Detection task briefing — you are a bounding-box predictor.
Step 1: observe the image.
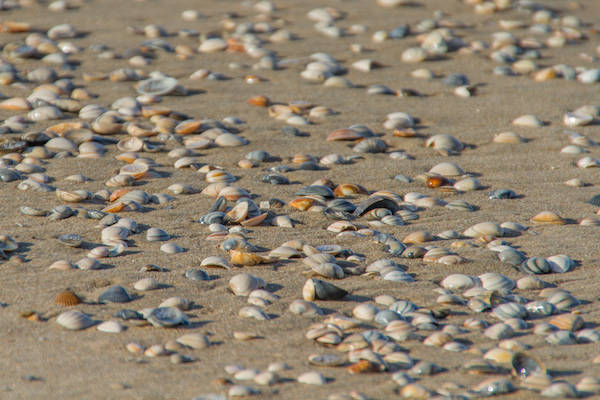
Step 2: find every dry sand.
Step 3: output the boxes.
[1,0,600,399]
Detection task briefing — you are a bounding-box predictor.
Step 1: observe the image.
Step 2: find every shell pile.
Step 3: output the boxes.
[2,0,600,399]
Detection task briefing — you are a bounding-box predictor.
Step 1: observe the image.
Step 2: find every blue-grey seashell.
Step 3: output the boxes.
[98,285,132,303]
[185,269,210,281]
[146,307,189,327]
[489,189,517,199]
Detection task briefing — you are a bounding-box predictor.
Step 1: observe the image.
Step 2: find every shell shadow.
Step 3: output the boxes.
[343,294,371,303]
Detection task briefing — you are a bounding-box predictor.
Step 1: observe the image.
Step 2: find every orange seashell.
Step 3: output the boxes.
[531,211,565,225]
[291,154,317,164]
[347,360,379,374]
[201,182,229,198]
[393,128,417,137]
[54,290,82,306]
[218,186,250,201]
[227,37,245,52]
[237,159,256,169]
[247,95,269,107]
[548,313,583,331]
[289,197,316,211]
[1,21,31,33]
[334,183,368,197]
[175,119,204,135]
[288,102,313,114]
[103,202,125,213]
[241,212,268,227]
[126,123,156,137]
[0,97,31,111]
[230,250,271,266]
[46,121,86,135]
[119,163,149,180]
[244,75,264,84]
[426,176,450,188]
[109,188,131,202]
[225,202,249,224]
[402,230,433,244]
[327,128,363,141]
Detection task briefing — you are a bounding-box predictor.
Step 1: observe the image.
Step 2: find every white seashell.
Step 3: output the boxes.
[479,272,515,291]
[288,299,323,316]
[160,243,183,254]
[513,114,544,127]
[176,333,210,349]
[353,303,379,321]
[134,277,160,291]
[239,306,269,320]
[97,320,126,333]
[440,274,477,291]
[464,222,503,238]
[56,310,94,330]
[425,134,464,153]
[198,38,227,53]
[484,323,515,340]
[159,296,191,310]
[229,273,265,296]
[297,371,327,385]
[546,255,573,273]
[563,112,594,127]
[428,162,464,176]
[577,156,600,168]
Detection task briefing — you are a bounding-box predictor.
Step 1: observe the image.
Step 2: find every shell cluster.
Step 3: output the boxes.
[3,0,600,398]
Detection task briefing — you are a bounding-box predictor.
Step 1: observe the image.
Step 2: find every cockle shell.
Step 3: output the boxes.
[56,310,94,330]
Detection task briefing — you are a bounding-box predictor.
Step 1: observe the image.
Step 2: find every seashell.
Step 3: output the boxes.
[546,331,577,345]
[239,306,269,320]
[472,378,515,396]
[305,263,344,279]
[229,385,259,397]
[429,162,464,176]
[297,371,327,385]
[137,77,179,96]
[146,307,189,327]
[576,329,600,344]
[288,299,323,316]
[229,273,265,296]
[423,331,452,347]
[526,301,555,317]
[54,289,82,306]
[546,291,580,310]
[548,314,583,331]
[98,286,132,303]
[440,274,477,291]
[493,303,527,321]
[454,177,481,191]
[146,227,170,241]
[564,112,593,127]
[531,211,565,224]
[517,276,546,290]
[75,257,100,270]
[546,255,573,273]
[199,38,227,53]
[425,134,464,153]
[230,250,272,266]
[511,352,546,379]
[493,131,526,144]
[513,114,544,127]
[540,382,578,398]
[177,333,210,349]
[484,323,515,340]
[402,231,433,244]
[577,156,600,168]
[48,260,74,271]
[303,278,348,301]
[464,222,503,238]
[134,277,159,291]
[498,248,526,266]
[410,361,444,376]
[97,320,126,333]
[520,257,551,274]
[159,297,191,310]
[119,163,149,180]
[461,360,503,375]
[56,310,94,330]
[484,348,514,364]
[576,377,600,394]
[201,256,232,269]
[479,272,515,291]
[352,138,387,153]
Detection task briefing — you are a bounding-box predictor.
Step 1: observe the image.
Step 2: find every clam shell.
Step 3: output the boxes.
[56,310,94,330]
[440,274,477,291]
[134,277,160,291]
[147,307,189,327]
[511,352,546,379]
[137,77,178,96]
[97,320,126,333]
[201,256,232,269]
[98,285,132,303]
[288,299,323,316]
[548,313,583,331]
[464,222,503,238]
[532,211,565,224]
[479,272,515,291]
[540,382,578,398]
[302,278,348,301]
[429,162,464,176]
[484,323,515,340]
[297,371,327,385]
[229,273,265,296]
[176,333,210,349]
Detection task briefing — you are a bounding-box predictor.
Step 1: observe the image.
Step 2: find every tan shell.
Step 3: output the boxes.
[54,289,82,306]
[548,313,584,331]
[176,333,210,349]
[402,230,432,244]
[531,211,565,225]
[230,250,272,266]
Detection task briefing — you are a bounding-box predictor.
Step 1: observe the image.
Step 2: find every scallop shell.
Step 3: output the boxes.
[56,310,94,330]
[54,289,82,306]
